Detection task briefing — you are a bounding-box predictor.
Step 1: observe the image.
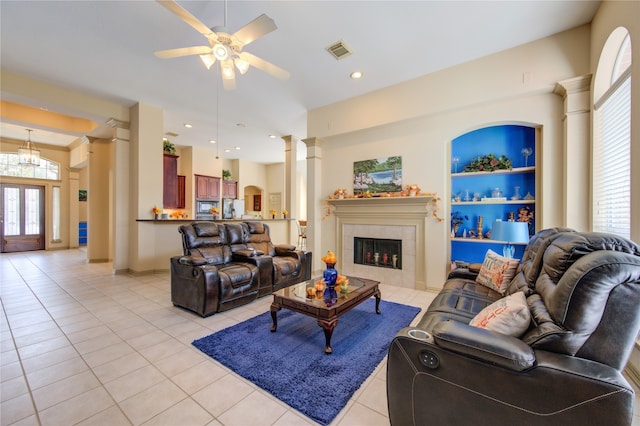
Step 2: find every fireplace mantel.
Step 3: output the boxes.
[329,195,435,290]
[328,195,436,212]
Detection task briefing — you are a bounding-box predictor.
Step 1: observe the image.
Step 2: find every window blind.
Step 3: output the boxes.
[593,75,630,238]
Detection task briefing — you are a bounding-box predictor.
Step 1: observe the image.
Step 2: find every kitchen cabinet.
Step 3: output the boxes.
[177,175,185,209]
[195,174,220,200]
[450,125,537,263]
[222,180,237,199]
[163,154,179,208]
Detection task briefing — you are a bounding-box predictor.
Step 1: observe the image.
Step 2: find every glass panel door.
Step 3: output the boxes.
[1,184,45,252]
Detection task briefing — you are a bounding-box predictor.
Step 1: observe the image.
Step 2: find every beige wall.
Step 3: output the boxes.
[308,25,591,287]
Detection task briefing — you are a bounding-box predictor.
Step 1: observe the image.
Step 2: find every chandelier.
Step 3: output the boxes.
[18,129,41,166]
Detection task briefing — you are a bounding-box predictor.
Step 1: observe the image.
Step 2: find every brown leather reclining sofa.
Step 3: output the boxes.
[387,228,640,425]
[170,221,311,317]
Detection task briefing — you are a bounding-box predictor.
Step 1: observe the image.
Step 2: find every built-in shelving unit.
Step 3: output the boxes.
[450,125,537,263]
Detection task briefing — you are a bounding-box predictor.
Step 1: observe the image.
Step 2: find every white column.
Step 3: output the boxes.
[303,137,323,275]
[129,102,164,273]
[112,127,130,273]
[282,135,299,244]
[554,74,592,231]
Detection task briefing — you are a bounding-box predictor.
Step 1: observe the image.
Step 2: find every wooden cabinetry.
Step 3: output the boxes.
[450,125,537,263]
[195,174,220,200]
[163,154,179,208]
[177,175,185,209]
[222,180,237,199]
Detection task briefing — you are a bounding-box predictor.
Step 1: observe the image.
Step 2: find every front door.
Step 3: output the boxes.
[1,184,45,252]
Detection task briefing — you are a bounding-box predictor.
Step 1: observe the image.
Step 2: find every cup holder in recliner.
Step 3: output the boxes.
[407,329,432,342]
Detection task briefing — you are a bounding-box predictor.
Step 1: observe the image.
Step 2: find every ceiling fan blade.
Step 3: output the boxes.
[233,14,277,46]
[156,0,217,42]
[154,46,212,59]
[241,52,290,80]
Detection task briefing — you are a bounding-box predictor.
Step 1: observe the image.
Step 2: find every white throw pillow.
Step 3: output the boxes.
[469,291,531,337]
[475,249,520,294]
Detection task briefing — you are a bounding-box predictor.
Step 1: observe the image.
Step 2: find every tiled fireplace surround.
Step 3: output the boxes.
[329,196,435,290]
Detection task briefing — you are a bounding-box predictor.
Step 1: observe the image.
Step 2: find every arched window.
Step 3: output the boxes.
[0,153,60,180]
[593,28,631,238]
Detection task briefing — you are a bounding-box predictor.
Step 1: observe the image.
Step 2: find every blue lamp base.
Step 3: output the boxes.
[502,243,515,258]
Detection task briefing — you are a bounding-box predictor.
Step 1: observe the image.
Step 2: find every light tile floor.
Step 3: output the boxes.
[1,249,639,426]
[1,249,434,426]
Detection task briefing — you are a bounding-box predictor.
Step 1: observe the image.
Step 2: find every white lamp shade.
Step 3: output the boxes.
[491,221,530,244]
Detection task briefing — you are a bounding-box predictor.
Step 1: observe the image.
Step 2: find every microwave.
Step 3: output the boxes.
[196,201,218,214]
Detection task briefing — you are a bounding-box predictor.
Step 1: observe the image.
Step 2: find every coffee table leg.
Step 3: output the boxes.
[374,287,382,314]
[270,305,280,332]
[318,319,338,354]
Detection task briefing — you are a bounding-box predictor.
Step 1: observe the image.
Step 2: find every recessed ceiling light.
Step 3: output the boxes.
[350,71,363,79]
[224,149,231,153]
[209,139,216,144]
[236,123,246,128]
[184,123,192,128]
[269,134,277,139]
[235,146,241,150]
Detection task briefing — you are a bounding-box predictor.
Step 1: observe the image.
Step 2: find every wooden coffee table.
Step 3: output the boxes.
[270,276,381,354]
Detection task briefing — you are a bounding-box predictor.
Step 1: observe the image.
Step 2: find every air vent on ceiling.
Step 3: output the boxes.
[326,40,352,60]
[165,131,179,137]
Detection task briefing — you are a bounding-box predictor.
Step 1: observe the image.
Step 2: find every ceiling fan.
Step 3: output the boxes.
[154,0,289,90]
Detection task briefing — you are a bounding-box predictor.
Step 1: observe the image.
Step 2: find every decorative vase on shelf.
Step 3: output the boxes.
[511,186,521,200]
[154,214,160,220]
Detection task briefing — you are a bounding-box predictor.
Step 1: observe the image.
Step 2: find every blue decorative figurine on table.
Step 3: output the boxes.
[322,251,339,306]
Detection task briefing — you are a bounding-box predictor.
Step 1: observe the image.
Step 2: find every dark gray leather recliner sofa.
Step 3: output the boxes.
[170,221,311,317]
[387,228,640,425]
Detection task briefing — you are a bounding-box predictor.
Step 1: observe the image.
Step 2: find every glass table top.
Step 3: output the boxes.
[275,276,368,308]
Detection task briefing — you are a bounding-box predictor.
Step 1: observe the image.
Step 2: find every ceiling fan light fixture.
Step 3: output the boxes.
[234,57,250,74]
[212,43,229,61]
[200,54,216,69]
[18,129,40,166]
[221,59,235,79]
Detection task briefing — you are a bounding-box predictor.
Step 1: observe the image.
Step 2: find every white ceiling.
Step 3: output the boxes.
[0,0,600,164]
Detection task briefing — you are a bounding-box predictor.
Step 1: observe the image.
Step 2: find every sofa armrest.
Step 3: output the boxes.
[275,244,297,255]
[447,267,479,281]
[178,255,208,266]
[432,321,535,371]
[234,249,264,258]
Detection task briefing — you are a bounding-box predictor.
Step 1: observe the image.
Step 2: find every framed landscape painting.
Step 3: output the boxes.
[353,156,402,194]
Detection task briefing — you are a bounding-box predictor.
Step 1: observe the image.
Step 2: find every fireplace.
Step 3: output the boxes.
[328,196,436,290]
[354,237,402,269]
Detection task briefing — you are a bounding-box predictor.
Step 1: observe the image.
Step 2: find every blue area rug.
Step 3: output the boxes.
[192,298,420,425]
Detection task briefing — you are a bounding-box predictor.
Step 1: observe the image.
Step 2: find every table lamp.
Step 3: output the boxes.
[491,220,530,258]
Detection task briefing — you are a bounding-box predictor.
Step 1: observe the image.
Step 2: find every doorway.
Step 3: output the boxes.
[1,183,45,252]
